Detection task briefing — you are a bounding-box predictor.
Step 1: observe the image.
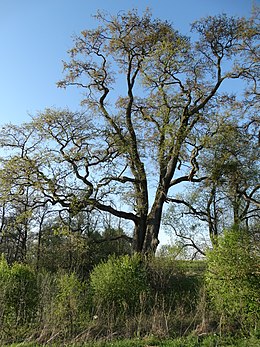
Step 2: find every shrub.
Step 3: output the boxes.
[206,228,260,333]
[90,254,149,313]
[0,258,38,328]
[7,262,38,325]
[54,272,89,335]
[0,256,10,328]
[0,258,38,343]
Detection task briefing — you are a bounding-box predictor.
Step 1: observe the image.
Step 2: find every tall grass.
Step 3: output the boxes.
[0,254,259,345]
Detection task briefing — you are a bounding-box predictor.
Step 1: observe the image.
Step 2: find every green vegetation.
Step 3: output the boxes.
[90,254,149,312]
[206,229,260,334]
[0,258,38,341]
[0,7,259,347]
[0,241,259,345]
[4,335,260,346]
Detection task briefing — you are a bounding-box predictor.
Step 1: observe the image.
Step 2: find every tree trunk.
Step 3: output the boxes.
[142,223,160,254]
[132,214,148,253]
[133,195,165,254]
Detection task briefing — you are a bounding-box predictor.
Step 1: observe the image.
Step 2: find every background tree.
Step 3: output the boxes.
[0,130,44,263]
[164,107,259,251]
[29,210,131,275]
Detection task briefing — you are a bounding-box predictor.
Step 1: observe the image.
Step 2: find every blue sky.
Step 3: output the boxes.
[0,0,257,125]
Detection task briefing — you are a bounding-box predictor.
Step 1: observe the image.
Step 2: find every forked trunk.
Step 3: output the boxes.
[133,198,164,254]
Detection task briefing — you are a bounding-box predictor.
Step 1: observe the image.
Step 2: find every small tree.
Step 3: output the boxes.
[206,228,260,333]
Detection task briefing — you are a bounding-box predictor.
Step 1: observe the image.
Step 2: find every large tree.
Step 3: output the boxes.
[1,10,258,254]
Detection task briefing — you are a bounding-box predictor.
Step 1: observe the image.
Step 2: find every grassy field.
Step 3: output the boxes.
[6,335,260,347]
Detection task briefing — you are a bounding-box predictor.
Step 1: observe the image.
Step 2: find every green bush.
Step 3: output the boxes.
[54,272,89,335]
[0,257,38,343]
[0,256,10,328]
[90,254,149,312]
[0,258,38,327]
[206,228,260,333]
[7,262,38,325]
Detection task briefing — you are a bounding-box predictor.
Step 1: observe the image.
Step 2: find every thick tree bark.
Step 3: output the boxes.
[132,189,166,254]
[132,212,161,254]
[143,199,165,253]
[132,218,147,253]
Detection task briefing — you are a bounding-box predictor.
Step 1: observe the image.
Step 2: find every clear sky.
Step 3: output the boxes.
[0,0,257,126]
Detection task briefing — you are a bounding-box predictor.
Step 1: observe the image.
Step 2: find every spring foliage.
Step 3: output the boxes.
[90,254,149,312]
[206,229,260,331]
